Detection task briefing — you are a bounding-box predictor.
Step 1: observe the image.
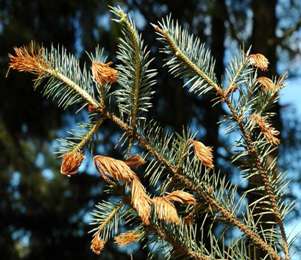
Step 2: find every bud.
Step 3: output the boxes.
[257,77,277,93]
[165,190,196,205]
[124,155,145,169]
[152,197,181,224]
[131,178,152,225]
[248,53,269,71]
[190,139,214,169]
[93,155,137,183]
[250,113,280,145]
[183,212,195,225]
[92,61,118,85]
[8,42,48,76]
[90,235,106,255]
[60,151,84,176]
[114,231,142,247]
[87,104,97,113]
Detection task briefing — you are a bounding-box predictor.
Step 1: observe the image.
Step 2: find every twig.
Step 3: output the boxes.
[154,28,284,259]
[146,224,211,260]
[103,109,280,260]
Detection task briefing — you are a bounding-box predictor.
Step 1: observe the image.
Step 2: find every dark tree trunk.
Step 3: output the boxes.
[251,0,280,130]
[204,0,226,157]
[248,1,280,258]
[200,0,226,250]
[155,0,202,132]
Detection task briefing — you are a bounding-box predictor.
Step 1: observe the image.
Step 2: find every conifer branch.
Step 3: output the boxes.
[92,194,204,258]
[153,18,288,258]
[56,118,104,157]
[118,11,141,130]
[72,119,104,152]
[147,225,210,260]
[102,109,279,259]
[203,191,280,260]
[90,201,124,240]
[9,42,281,260]
[111,6,156,132]
[9,8,292,259]
[153,20,223,97]
[223,68,288,257]
[224,49,252,98]
[8,44,100,109]
[96,204,122,234]
[225,98,289,260]
[45,68,100,108]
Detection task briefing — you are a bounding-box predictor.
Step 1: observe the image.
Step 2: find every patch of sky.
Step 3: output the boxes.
[73,11,83,56]
[153,3,168,15]
[97,13,111,31]
[41,169,54,181]
[12,230,31,246]
[10,171,21,187]
[12,229,31,258]
[280,77,301,112]
[130,9,146,30]
[35,153,44,168]
[80,152,98,176]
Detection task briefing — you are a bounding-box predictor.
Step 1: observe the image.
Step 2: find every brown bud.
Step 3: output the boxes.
[124,155,145,169]
[165,190,196,205]
[250,113,280,145]
[114,231,142,247]
[190,139,214,169]
[183,211,195,225]
[60,151,84,176]
[152,197,181,224]
[87,104,97,113]
[90,235,106,255]
[131,178,152,225]
[248,53,269,71]
[93,155,137,183]
[92,61,118,85]
[257,77,277,93]
[8,43,48,76]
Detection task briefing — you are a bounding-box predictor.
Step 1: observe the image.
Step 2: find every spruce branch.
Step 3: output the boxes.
[90,200,125,240]
[146,224,211,260]
[8,44,100,109]
[152,18,223,97]
[224,98,289,259]
[223,48,253,99]
[111,6,156,132]
[56,119,104,156]
[91,186,204,258]
[153,17,289,258]
[8,7,293,259]
[102,110,280,259]
[9,41,281,260]
[73,119,103,152]
[92,100,280,257]
[45,67,99,108]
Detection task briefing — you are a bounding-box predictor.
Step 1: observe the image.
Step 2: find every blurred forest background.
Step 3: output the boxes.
[2,0,301,259]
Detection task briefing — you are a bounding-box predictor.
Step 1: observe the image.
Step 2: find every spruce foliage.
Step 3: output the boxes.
[8,6,293,260]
